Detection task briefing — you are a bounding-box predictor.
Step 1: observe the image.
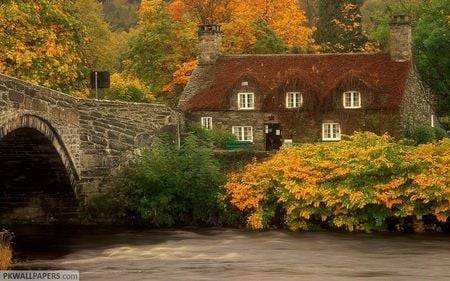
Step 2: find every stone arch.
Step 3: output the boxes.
[0,114,79,190]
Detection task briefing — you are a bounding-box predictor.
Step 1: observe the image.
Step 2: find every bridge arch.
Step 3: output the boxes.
[0,114,79,188]
[0,115,81,223]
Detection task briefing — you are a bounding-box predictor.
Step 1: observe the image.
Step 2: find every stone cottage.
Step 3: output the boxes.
[179,14,435,150]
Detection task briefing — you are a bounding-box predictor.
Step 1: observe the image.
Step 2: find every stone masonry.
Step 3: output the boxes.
[0,73,176,200]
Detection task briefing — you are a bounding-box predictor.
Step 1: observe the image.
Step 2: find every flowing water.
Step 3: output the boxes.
[10,226,450,280]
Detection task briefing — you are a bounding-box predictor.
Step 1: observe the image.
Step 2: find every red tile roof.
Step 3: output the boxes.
[183,53,411,112]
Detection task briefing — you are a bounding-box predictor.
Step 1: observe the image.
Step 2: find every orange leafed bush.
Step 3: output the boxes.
[0,245,12,270]
[225,132,450,232]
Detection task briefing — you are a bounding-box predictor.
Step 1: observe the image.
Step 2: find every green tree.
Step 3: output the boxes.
[102,0,140,31]
[0,1,88,94]
[125,0,196,97]
[252,20,288,54]
[74,0,116,72]
[413,0,450,121]
[366,0,450,126]
[314,0,376,52]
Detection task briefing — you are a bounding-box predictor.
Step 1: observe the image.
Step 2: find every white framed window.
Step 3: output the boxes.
[201,117,213,130]
[322,123,341,141]
[286,92,303,108]
[238,92,254,110]
[232,126,253,142]
[343,91,361,108]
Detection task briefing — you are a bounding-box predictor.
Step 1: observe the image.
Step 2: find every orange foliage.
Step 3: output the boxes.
[225,133,450,232]
[167,0,315,52]
[163,60,198,94]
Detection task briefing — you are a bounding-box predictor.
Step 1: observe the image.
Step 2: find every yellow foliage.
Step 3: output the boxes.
[167,0,315,52]
[226,133,450,232]
[105,73,155,102]
[0,245,12,270]
[0,1,88,93]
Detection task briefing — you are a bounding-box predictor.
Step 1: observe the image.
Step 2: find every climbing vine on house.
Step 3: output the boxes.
[226,132,450,232]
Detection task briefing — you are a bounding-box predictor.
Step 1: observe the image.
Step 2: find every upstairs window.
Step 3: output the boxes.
[343,91,361,109]
[286,92,303,108]
[322,123,341,141]
[232,126,253,142]
[201,117,212,130]
[238,92,254,110]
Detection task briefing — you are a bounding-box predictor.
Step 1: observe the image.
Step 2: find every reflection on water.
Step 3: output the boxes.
[10,226,450,281]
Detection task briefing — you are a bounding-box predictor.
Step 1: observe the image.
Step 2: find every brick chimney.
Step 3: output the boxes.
[389,14,412,62]
[198,24,222,65]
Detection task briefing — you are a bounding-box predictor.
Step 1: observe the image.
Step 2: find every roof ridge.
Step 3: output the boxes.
[219,52,386,59]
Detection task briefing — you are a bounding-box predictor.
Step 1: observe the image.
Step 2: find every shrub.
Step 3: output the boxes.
[407,126,448,145]
[102,73,155,102]
[226,132,450,232]
[215,150,271,173]
[87,134,240,226]
[188,125,235,149]
[0,230,13,270]
[408,126,436,144]
[433,127,448,141]
[0,246,12,270]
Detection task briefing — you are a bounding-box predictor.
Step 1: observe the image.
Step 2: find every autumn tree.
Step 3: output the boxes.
[168,0,315,52]
[105,72,154,102]
[153,0,315,100]
[0,1,88,94]
[163,60,198,105]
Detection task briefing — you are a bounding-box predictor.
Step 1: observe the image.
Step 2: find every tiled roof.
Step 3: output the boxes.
[183,53,411,112]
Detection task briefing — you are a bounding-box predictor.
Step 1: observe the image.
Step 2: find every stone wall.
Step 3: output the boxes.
[188,107,402,150]
[188,111,266,150]
[400,65,434,133]
[76,100,174,196]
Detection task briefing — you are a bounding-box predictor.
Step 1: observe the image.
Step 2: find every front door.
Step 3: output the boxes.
[265,123,282,151]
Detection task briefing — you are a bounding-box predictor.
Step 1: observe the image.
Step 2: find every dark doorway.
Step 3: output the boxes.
[265,123,282,151]
[0,128,78,224]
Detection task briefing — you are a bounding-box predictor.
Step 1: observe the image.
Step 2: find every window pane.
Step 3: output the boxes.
[353,92,360,107]
[248,94,253,108]
[345,93,352,107]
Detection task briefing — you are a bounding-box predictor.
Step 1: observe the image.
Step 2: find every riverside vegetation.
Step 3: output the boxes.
[0,230,13,270]
[86,128,449,233]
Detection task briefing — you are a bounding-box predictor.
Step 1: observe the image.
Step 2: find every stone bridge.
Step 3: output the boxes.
[0,74,177,223]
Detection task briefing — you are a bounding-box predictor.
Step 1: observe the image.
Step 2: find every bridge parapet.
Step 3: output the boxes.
[0,73,176,200]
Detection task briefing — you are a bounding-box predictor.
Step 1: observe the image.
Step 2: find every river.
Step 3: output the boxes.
[10,226,450,280]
